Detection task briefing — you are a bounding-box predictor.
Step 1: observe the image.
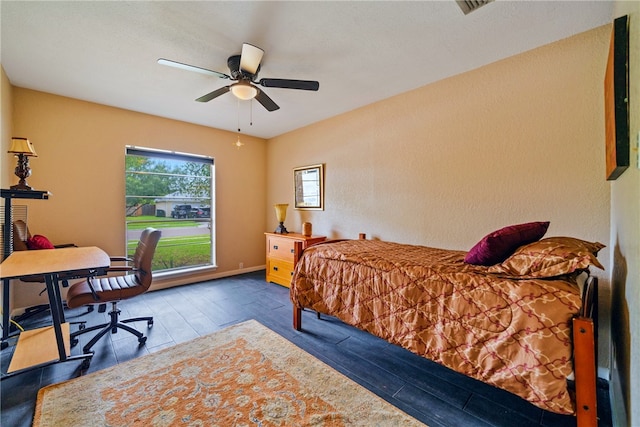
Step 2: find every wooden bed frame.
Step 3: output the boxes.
[291,234,599,427]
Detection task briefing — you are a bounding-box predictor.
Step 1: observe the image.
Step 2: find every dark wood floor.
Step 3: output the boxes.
[1,271,611,427]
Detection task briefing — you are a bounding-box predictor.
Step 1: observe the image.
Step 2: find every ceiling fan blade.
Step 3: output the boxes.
[258,78,319,91]
[195,86,230,102]
[255,89,280,112]
[158,58,230,79]
[240,43,264,75]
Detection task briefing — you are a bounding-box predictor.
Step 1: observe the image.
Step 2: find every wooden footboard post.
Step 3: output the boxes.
[292,240,304,331]
[293,307,302,331]
[573,275,598,427]
[573,316,597,427]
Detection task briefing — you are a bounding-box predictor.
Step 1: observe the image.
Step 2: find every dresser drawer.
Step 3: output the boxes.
[267,236,296,261]
[265,232,326,288]
[266,258,295,287]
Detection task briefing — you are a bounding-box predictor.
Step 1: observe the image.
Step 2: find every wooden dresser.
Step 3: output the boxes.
[265,232,326,288]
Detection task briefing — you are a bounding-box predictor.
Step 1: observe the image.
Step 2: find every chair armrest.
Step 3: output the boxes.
[106,266,135,273]
[105,257,135,275]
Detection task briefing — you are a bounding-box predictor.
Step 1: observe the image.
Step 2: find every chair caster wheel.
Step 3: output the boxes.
[71,338,79,347]
[78,323,86,331]
[138,336,147,346]
[147,320,153,328]
[80,357,92,371]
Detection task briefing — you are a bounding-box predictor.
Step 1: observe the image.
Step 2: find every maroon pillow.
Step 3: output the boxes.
[27,235,55,250]
[464,221,550,266]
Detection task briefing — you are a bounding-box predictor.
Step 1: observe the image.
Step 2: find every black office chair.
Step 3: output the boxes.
[67,228,161,354]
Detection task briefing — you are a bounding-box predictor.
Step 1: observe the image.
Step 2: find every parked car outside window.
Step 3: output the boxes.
[191,206,210,218]
[171,204,192,219]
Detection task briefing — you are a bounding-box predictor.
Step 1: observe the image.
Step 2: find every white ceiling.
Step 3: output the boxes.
[1,1,613,139]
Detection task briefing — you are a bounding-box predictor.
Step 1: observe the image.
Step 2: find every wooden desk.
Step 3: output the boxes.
[0,246,110,377]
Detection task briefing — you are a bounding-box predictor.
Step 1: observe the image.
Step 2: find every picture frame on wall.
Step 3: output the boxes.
[604,14,630,181]
[294,164,324,210]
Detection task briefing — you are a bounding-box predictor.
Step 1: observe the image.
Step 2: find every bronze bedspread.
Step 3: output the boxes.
[290,239,583,414]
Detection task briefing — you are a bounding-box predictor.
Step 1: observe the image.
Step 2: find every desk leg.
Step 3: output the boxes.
[44,274,67,362]
[1,278,9,349]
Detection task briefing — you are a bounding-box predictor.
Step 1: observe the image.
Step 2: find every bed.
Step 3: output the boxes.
[289,224,604,426]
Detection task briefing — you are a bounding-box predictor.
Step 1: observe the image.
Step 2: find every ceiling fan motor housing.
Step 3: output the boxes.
[228,55,259,80]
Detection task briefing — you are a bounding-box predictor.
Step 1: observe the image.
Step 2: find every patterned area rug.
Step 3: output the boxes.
[34,320,426,426]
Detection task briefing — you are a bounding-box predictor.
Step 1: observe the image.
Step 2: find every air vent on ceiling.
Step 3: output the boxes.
[456,0,493,15]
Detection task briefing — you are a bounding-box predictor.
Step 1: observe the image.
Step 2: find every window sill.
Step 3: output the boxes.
[149,264,265,291]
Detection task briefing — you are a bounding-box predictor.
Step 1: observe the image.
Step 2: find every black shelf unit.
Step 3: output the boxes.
[1,189,50,348]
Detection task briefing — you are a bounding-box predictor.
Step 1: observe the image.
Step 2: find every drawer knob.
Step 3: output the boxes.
[273,245,279,250]
[273,266,279,271]
[290,248,295,253]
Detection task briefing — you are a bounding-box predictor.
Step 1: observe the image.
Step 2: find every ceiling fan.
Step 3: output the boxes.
[158,43,319,112]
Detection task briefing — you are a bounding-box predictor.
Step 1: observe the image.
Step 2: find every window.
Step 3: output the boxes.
[125,146,215,272]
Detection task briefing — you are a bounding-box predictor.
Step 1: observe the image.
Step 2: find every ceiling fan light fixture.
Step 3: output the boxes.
[230,81,258,100]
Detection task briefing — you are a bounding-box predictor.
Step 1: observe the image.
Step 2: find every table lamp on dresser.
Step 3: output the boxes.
[274,203,289,234]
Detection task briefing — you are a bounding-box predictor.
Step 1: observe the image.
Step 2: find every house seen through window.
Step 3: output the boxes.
[125,146,215,272]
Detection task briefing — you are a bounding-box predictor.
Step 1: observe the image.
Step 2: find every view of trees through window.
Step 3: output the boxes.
[125,147,215,272]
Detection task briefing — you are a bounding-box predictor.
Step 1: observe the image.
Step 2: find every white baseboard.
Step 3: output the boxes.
[149,265,266,291]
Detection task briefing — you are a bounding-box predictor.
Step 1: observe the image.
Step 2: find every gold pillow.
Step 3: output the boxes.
[487,237,605,278]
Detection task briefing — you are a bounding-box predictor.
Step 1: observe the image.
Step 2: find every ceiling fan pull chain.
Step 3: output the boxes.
[250,99,253,126]
[234,98,244,149]
[237,98,241,133]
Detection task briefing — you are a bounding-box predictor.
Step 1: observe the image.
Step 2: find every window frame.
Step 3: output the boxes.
[125,145,216,274]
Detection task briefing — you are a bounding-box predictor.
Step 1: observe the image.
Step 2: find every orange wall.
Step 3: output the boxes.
[267,26,612,367]
[6,88,267,307]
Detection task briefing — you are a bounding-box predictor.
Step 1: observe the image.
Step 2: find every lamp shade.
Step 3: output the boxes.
[274,204,288,222]
[230,81,258,100]
[274,204,289,234]
[8,137,37,156]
